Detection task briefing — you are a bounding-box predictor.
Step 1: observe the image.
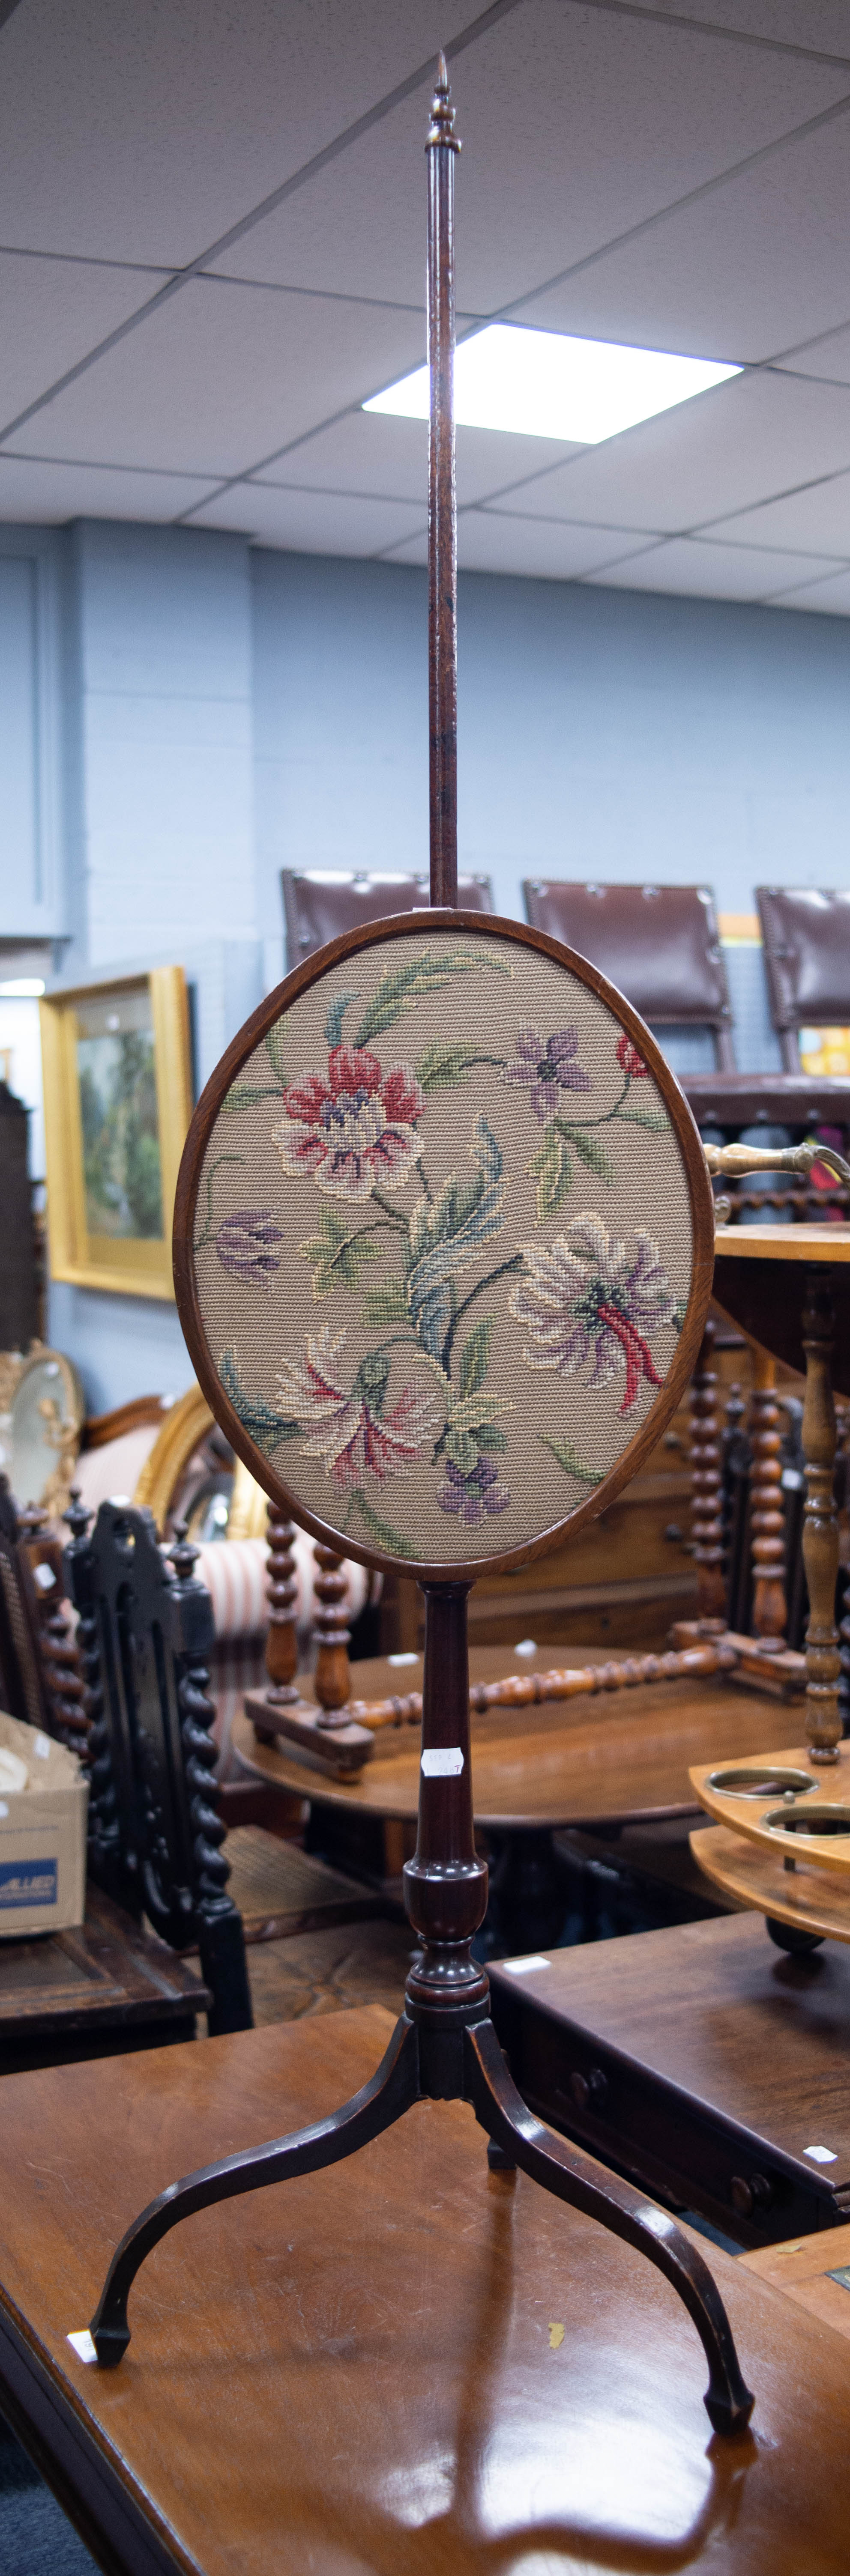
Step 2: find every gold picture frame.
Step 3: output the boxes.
[40,967,193,1300]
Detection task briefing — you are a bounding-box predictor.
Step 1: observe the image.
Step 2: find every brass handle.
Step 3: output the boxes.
[703,1138,850,1187]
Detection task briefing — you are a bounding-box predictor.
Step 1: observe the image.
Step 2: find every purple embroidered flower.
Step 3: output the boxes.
[437,1455,511,1525]
[216,1209,283,1287]
[502,1024,591,1123]
[510,1214,676,1416]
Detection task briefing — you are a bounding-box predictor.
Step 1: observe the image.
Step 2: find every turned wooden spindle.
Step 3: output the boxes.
[688,1322,726,1620]
[313,1543,352,1724]
[801,1271,842,1762]
[263,1501,299,1706]
[748,1350,787,1642]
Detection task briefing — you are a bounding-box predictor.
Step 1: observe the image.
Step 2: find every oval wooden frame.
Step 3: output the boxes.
[173,910,715,1585]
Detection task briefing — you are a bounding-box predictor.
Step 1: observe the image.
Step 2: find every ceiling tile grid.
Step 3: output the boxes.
[1,0,850,609]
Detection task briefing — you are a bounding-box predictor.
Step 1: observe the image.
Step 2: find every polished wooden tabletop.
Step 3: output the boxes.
[233,1647,807,1830]
[713,1223,850,1391]
[1,2006,850,2574]
[741,2218,850,2346]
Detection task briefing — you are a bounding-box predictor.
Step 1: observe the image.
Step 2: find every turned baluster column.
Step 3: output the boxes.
[313,1543,352,1725]
[688,1322,726,1621]
[263,1501,299,1708]
[749,1351,787,1642]
[801,1272,841,1762]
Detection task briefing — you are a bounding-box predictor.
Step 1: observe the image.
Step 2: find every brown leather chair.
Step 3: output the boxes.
[282,869,493,969]
[756,888,850,1072]
[522,880,736,1070]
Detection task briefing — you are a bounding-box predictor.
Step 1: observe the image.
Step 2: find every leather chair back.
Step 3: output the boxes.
[756,888,850,1071]
[282,869,493,968]
[522,881,736,1070]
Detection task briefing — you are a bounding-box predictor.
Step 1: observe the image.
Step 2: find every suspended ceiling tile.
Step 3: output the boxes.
[518,112,850,364]
[653,4,850,46]
[5,281,425,478]
[0,454,218,520]
[187,482,427,557]
[255,411,581,507]
[0,0,455,266]
[776,321,850,383]
[218,0,847,312]
[584,534,847,603]
[767,566,850,611]
[0,254,161,435]
[708,470,850,553]
[497,371,850,535]
[453,510,654,580]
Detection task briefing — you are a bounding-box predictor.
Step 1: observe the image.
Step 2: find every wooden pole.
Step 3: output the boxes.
[427,51,460,907]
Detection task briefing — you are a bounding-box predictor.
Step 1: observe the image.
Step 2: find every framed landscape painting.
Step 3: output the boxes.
[40,968,193,1298]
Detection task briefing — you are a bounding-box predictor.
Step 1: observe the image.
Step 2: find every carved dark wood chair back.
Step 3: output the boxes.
[63,1497,252,2035]
[282,866,493,970]
[756,886,850,1072]
[0,1486,87,1753]
[522,881,736,1072]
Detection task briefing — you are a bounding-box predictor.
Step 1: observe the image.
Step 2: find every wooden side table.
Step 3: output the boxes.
[713,1223,850,1763]
[1,2008,850,2576]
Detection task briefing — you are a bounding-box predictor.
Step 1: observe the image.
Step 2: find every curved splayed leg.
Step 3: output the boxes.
[464,2016,754,2437]
[90,2014,420,2364]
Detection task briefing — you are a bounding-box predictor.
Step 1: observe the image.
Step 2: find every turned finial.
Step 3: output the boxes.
[427,51,460,150]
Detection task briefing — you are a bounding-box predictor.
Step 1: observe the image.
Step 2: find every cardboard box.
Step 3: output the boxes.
[0,1711,88,1935]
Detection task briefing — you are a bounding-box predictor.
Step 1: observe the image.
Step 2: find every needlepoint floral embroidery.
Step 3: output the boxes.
[197,937,689,1557]
[510,1216,676,1415]
[273,1044,424,1201]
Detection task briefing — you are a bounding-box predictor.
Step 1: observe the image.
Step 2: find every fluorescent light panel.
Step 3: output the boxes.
[0,977,44,997]
[365,323,740,446]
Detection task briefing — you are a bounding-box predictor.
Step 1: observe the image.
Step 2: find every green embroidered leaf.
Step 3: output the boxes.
[563,1127,615,1183]
[528,1125,572,1222]
[542,1435,605,1488]
[477,1424,508,1452]
[218,1346,299,1458]
[459,1315,494,1399]
[353,945,512,1047]
[353,1492,419,1561]
[446,1426,478,1473]
[415,1041,481,1092]
[407,1116,507,1361]
[264,1016,289,1085]
[673,1300,687,1334]
[360,1278,411,1328]
[222,1084,278,1113]
[447,1389,512,1436]
[324,989,359,1050]
[299,1207,385,1297]
[617,1102,670,1133]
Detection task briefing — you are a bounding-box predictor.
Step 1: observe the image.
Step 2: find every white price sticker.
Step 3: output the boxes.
[421,1746,464,1777]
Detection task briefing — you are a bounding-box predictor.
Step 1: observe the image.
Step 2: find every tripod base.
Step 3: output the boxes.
[89,2000,753,2436]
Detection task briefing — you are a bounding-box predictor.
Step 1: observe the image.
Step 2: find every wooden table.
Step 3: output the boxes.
[713,1221,850,1396]
[712,1221,850,1765]
[232,1648,805,1949]
[490,1911,850,2250]
[740,2217,850,2345]
[1,2006,850,2576]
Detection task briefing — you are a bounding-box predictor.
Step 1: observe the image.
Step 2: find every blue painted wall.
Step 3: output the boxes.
[2,518,850,1405]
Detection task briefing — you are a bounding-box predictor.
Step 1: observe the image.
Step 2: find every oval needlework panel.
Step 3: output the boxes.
[188,923,697,1569]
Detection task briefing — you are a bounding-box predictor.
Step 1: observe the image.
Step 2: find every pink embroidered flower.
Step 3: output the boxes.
[273,1045,424,1203]
[502,1024,590,1123]
[276,1328,441,1495]
[510,1214,676,1415]
[616,1033,649,1080]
